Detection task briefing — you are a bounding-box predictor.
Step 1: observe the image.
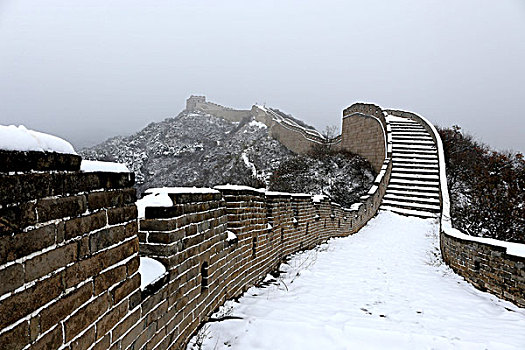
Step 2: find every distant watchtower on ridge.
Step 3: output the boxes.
[186,95,206,111]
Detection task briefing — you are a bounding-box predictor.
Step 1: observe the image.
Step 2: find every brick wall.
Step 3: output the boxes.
[440,233,525,308]
[135,174,391,348]
[0,150,138,350]
[341,103,387,173]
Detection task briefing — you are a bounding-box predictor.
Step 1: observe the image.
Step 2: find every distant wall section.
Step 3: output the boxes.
[341,103,387,173]
[186,96,252,122]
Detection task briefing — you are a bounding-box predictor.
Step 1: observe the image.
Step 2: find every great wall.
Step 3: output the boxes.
[0,98,523,349]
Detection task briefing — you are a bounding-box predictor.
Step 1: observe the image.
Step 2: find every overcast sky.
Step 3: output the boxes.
[1,0,524,151]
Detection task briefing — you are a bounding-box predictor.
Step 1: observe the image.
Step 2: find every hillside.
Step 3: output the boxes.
[81,110,292,194]
[81,107,375,201]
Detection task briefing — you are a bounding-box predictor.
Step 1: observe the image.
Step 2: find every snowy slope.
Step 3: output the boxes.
[188,212,525,349]
[81,111,293,194]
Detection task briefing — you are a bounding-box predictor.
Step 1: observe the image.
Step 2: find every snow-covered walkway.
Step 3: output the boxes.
[189,212,525,349]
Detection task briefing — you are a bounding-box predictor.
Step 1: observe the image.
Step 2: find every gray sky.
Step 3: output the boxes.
[1,0,524,151]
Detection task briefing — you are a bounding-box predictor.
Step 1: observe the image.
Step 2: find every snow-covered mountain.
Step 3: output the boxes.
[81,107,374,202]
[81,110,293,194]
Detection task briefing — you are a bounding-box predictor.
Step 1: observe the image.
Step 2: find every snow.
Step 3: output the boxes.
[0,124,76,154]
[248,120,267,129]
[241,152,257,177]
[214,184,261,191]
[138,257,166,290]
[80,160,129,173]
[135,193,173,218]
[188,212,525,349]
[226,230,238,242]
[386,115,416,123]
[144,187,219,195]
[312,194,327,203]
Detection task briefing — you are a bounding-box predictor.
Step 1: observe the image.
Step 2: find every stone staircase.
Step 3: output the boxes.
[380,115,441,218]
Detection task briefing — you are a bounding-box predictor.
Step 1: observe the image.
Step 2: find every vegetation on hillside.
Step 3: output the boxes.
[439,125,525,243]
[268,143,376,208]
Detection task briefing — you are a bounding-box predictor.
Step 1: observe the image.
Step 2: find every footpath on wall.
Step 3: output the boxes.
[189,211,525,349]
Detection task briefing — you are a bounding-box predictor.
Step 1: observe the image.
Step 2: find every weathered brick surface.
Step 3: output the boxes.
[0,263,24,296]
[37,195,87,223]
[441,231,525,308]
[39,282,93,332]
[25,242,78,281]
[0,272,64,329]
[65,292,110,342]
[0,150,81,173]
[0,152,138,350]
[0,321,29,350]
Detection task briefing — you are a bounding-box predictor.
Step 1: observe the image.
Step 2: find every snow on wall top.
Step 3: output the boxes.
[145,187,220,195]
[80,160,130,173]
[136,192,173,218]
[0,124,76,154]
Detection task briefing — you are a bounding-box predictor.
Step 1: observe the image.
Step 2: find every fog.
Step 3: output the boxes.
[1,0,524,151]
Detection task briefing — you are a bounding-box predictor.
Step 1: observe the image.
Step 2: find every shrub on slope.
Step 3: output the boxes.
[439,125,525,243]
[268,145,376,208]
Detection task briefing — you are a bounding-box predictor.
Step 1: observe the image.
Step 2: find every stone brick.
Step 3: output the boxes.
[0,201,37,235]
[66,239,138,289]
[25,242,78,282]
[0,320,29,350]
[96,301,128,339]
[94,265,127,295]
[90,222,135,253]
[40,281,93,332]
[64,211,107,241]
[112,308,140,341]
[70,325,95,350]
[64,292,110,342]
[107,204,137,225]
[112,274,141,306]
[126,256,140,276]
[0,272,63,329]
[29,316,40,342]
[120,317,146,350]
[0,150,81,173]
[92,334,111,350]
[36,195,87,223]
[63,173,103,194]
[87,188,136,211]
[145,206,183,219]
[0,263,24,296]
[31,325,63,350]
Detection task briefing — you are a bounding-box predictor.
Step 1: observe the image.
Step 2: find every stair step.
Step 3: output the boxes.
[388,184,440,192]
[393,149,437,156]
[390,123,421,127]
[393,158,438,164]
[386,189,440,198]
[392,133,432,138]
[379,205,439,219]
[392,144,437,150]
[391,173,439,180]
[393,139,435,146]
[392,168,439,174]
[392,153,438,159]
[390,124,427,131]
[392,135,433,141]
[392,163,439,169]
[389,178,440,187]
[382,199,441,211]
[384,193,440,205]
